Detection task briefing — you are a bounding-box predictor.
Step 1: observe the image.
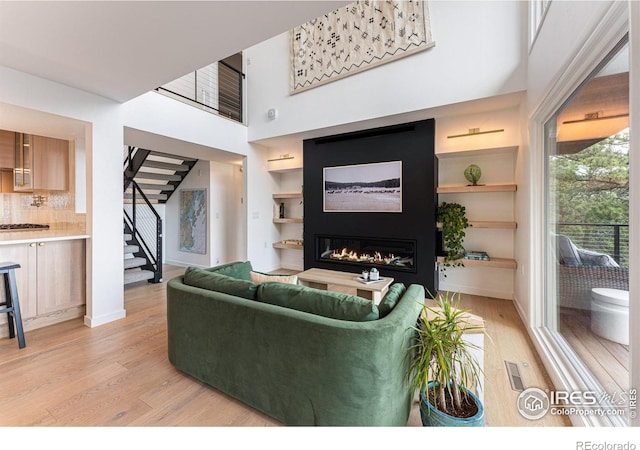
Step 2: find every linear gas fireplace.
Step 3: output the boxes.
[316,235,416,272]
[304,119,437,291]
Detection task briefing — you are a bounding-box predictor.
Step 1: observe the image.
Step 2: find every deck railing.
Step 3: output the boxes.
[556,223,629,267]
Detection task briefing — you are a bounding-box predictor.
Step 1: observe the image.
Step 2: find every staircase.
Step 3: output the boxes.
[123,147,198,286]
[123,230,155,284]
[124,149,197,204]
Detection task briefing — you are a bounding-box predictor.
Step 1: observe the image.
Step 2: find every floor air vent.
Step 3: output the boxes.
[505,361,525,391]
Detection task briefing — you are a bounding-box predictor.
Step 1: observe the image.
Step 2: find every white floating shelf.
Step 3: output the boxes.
[437,256,517,269]
[273,218,303,224]
[437,184,517,194]
[435,145,518,159]
[273,192,303,199]
[273,241,303,250]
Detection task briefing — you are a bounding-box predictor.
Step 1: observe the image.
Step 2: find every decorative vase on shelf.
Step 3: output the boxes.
[279,202,285,219]
[464,164,482,186]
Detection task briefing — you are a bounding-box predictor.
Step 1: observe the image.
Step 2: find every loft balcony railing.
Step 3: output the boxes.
[556,222,629,267]
[156,60,245,123]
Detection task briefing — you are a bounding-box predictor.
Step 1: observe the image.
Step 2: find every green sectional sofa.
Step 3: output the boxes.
[166,261,425,426]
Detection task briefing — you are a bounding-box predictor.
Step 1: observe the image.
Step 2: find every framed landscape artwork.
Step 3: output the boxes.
[179,188,207,254]
[323,161,402,213]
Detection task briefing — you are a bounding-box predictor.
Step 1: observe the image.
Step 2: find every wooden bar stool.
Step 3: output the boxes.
[0,262,26,348]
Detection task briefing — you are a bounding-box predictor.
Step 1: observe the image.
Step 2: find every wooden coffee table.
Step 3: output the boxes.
[297,268,394,305]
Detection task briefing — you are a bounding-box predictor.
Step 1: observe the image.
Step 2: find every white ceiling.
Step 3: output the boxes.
[0,1,347,102]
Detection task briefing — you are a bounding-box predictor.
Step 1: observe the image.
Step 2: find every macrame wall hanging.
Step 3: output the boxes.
[290,0,435,94]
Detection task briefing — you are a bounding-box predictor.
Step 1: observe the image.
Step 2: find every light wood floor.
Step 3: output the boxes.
[0,265,569,426]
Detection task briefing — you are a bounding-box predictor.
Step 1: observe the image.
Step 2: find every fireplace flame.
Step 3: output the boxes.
[320,239,414,269]
[329,247,397,265]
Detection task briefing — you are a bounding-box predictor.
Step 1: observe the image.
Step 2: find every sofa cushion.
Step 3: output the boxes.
[250,271,298,285]
[555,234,582,266]
[184,266,258,300]
[577,249,620,267]
[205,261,253,281]
[378,283,406,318]
[256,282,379,322]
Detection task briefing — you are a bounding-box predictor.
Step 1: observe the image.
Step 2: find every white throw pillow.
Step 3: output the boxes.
[250,271,298,285]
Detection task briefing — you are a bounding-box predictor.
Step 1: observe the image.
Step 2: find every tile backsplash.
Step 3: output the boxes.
[0,190,85,230]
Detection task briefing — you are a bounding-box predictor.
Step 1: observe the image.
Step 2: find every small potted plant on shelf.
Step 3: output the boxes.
[436,202,469,273]
[406,291,485,427]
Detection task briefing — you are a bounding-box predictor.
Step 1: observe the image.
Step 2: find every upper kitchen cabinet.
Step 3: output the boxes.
[0,129,16,168]
[32,135,69,191]
[14,133,69,191]
[0,169,14,193]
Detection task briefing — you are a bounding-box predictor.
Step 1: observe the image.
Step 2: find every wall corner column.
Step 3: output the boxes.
[83,112,126,327]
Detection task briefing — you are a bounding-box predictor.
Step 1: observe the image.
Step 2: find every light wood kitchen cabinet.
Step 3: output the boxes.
[14,133,69,191]
[0,168,15,193]
[35,240,86,314]
[0,129,16,168]
[0,243,37,320]
[32,135,69,191]
[0,239,85,334]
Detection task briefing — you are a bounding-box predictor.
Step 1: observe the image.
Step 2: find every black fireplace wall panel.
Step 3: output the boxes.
[303,119,438,292]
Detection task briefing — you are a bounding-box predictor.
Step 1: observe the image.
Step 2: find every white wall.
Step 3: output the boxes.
[230,163,247,262]
[164,159,244,268]
[513,99,529,316]
[246,0,527,142]
[124,92,251,159]
[210,162,245,265]
[245,143,282,272]
[164,161,211,267]
[72,136,87,214]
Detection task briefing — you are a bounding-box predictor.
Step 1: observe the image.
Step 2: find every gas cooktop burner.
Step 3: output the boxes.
[0,223,50,231]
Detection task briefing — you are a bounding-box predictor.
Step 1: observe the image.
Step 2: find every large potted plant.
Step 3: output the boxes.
[406,291,485,426]
[436,202,469,273]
